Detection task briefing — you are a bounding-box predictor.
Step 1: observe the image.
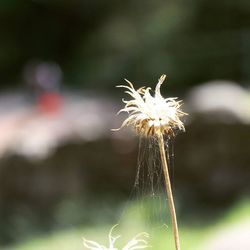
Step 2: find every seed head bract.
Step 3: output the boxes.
[114,75,187,137]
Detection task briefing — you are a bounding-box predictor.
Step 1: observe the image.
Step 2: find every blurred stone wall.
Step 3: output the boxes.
[0,123,249,210]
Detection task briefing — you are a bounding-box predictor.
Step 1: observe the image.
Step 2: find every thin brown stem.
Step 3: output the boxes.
[158,133,180,250]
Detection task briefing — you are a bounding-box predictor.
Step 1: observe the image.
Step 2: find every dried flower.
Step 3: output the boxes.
[114,75,187,250]
[114,75,186,137]
[83,225,150,250]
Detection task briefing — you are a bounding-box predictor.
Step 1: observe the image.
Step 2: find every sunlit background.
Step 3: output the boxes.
[0,1,250,249]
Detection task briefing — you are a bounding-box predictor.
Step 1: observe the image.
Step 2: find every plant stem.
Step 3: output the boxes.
[158,133,181,250]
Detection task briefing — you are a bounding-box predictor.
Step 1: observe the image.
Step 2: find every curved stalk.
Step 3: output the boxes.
[158,133,180,250]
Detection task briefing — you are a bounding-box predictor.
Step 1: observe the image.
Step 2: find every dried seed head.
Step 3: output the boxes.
[114,75,187,137]
[83,225,150,250]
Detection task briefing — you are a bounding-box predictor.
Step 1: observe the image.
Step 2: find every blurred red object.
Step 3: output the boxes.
[37,92,62,114]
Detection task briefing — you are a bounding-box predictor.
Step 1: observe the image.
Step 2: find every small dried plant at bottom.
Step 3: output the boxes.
[83,225,150,250]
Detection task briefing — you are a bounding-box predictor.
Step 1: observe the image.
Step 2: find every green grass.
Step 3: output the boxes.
[7,199,250,250]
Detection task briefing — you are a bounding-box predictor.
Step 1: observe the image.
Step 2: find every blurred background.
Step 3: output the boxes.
[0,0,250,249]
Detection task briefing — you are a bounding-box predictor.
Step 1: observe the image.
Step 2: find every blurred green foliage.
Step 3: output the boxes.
[1,0,250,89]
[9,199,250,250]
